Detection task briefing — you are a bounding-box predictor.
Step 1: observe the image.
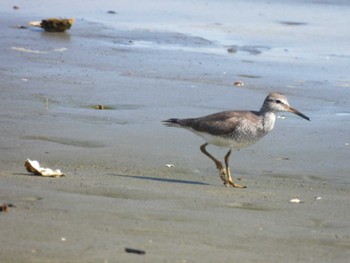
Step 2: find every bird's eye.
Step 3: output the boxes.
[276,100,282,104]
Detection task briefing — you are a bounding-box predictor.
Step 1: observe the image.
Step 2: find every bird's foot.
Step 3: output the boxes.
[226,179,246,188]
[224,174,246,188]
[217,167,246,188]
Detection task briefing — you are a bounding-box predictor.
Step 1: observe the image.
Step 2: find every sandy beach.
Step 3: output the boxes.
[1,0,350,262]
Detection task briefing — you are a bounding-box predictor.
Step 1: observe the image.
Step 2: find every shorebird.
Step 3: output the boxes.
[163,92,310,188]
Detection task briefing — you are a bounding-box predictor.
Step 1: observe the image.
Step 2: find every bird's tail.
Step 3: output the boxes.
[162,118,184,128]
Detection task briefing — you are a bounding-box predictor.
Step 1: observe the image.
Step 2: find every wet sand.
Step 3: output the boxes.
[1,1,350,262]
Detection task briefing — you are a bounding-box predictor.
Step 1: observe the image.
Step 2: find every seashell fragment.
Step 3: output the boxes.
[289,198,303,203]
[24,159,65,177]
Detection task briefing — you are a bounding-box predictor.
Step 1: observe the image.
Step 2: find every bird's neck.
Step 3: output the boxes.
[260,111,276,132]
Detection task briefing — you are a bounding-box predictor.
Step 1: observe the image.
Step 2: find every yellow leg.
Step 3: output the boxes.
[224,149,246,188]
[200,144,246,188]
[200,143,226,183]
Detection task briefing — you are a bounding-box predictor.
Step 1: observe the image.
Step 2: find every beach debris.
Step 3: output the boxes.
[0,203,15,213]
[227,47,237,53]
[24,159,65,177]
[165,163,175,168]
[53,47,68,52]
[17,25,28,29]
[275,157,289,161]
[125,248,146,255]
[0,204,8,213]
[29,18,74,32]
[233,81,245,87]
[279,21,307,26]
[96,104,105,110]
[289,198,303,204]
[315,197,322,200]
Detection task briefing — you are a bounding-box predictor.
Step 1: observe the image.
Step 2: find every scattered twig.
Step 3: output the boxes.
[125,248,146,255]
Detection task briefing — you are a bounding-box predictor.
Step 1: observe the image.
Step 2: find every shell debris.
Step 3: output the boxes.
[289,198,303,204]
[24,159,65,177]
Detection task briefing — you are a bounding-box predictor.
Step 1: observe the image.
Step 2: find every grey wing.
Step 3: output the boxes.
[188,111,244,136]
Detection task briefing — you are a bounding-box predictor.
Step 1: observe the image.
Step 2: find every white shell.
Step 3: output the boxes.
[289,198,303,203]
[24,159,65,177]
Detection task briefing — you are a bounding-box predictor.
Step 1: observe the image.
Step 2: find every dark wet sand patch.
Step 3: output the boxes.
[84,104,144,110]
[226,202,273,211]
[22,135,104,148]
[63,187,171,201]
[279,21,308,26]
[237,74,262,79]
[226,45,270,55]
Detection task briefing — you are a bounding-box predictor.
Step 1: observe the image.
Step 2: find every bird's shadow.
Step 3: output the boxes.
[108,173,210,186]
[15,172,210,186]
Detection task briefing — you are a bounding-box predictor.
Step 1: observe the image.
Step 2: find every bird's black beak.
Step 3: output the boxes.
[288,106,310,121]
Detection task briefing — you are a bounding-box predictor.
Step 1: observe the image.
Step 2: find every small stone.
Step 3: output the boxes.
[96,104,104,110]
[233,81,244,87]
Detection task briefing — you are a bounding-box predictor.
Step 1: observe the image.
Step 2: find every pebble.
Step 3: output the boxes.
[233,81,244,87]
